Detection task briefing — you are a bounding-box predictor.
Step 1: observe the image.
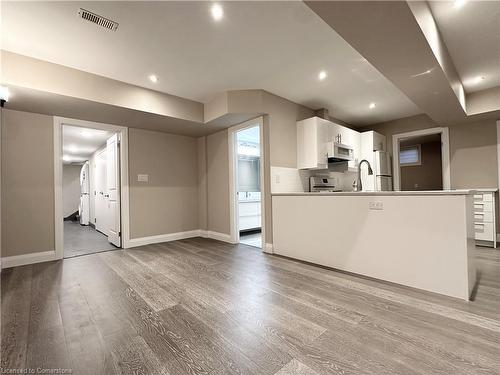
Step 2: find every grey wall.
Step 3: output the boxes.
[128,128,199,239]
[364,114,499,189]
[400,141,443,191]
[1,109,55,257]
[205,130,230,235]
[200,92,314,239]
[62,164,81,217]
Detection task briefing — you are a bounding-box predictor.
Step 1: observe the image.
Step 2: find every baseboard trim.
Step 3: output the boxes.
[1,250,58,269]
[198,230,234,243]
[127,230,202,248]
[264,243,274,254]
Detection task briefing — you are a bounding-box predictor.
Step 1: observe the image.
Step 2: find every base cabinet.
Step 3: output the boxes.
[474,190,497,248]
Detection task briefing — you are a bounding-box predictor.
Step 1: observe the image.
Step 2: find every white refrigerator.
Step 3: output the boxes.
[374,151,393,191]
[79,161,90,225]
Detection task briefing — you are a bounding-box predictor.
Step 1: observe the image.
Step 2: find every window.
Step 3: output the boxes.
[400,144,421,166]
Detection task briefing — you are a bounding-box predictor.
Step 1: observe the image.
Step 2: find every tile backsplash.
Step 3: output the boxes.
[271,166,357,193]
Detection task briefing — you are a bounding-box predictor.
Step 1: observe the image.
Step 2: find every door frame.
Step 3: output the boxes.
[392,127,450,191]
[54,116,130,259]
[228,116,266,249]
[93,146,108,234]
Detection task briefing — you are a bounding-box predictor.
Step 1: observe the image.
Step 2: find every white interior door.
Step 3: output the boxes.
[94,149,107,234]
[106,134,121,247]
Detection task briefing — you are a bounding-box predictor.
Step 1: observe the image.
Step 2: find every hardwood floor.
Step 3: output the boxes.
[2,237,500,375]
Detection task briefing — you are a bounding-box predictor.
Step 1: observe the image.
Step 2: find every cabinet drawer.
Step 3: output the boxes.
[474,193,493,202]
[239,215,261,231]
[475,222,494,241]
[238,201,261,217]
[474,201,493,213]
[474,211,493,223]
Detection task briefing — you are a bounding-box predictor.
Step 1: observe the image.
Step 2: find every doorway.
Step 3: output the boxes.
[54,117,130,260]
[229,117,265,249]
[392,127,450,191]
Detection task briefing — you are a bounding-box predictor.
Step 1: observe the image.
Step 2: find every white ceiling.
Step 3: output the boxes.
[429,0,500,93]
[1,1,422,126]
[62,125,113,164]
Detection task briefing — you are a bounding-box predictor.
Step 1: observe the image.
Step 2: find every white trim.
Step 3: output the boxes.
[54,121,63,258]
[1,251,57,269]
[497,120,500,195]
[263,243,274,254]
[205,230,233,243]
[392,127,451,191]
[127,230,203,248]
[54,117,131,260]
[228,117,266,249]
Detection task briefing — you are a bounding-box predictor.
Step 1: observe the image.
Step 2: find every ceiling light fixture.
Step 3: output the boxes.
[211,3,224,21]
[149,74,158,83]
[369,102,376,109]
[63,155,71,162]
[80,130,92,138]
[473,76,485,84]
[318,71,327,81]
[67,144,78,153]
[453,0,467,8]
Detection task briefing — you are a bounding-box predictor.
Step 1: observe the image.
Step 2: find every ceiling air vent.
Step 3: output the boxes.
[77,8,119,31]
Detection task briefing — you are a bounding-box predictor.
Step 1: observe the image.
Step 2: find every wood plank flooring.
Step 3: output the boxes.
[2,237,500,375]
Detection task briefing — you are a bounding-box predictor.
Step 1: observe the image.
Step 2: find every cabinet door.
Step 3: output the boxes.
[372,132,386,151]
[297,118,328,170]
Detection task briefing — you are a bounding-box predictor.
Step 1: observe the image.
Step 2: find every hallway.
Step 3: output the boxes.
[64,221,117,258]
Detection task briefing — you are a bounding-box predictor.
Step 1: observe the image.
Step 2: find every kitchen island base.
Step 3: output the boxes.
[272,192,476,300]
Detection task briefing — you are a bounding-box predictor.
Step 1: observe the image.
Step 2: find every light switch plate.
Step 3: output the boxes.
[369,201,383,210]
[137,174,149,182]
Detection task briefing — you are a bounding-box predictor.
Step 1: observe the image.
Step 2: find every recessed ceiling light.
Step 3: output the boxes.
[80,130,92,138]
[211,3,224,21]
[318,71,327,81]
[473,76,485,84]
[149,74,158,83]
[453,0,467,8]
[369,102,376,109]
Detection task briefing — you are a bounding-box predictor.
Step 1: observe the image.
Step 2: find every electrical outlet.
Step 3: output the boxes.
[137,174,149,182]
[369,201,383,210]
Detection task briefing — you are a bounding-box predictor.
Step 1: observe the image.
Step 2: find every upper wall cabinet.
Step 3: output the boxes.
[297,117,330,170]
[297,117,386,171]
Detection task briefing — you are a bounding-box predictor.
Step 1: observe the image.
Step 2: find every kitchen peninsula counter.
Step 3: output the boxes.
[272,189,473,196]
[271,191,476,300]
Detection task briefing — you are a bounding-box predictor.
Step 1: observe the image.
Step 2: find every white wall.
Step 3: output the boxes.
[62,165,81,218]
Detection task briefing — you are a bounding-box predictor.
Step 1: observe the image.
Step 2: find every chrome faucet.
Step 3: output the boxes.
[357,159,373,191]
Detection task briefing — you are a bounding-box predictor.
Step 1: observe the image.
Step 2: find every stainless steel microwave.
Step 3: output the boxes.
[327,142,354,162]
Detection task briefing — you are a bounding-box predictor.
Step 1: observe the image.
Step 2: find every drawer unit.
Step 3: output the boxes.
[473,201,493,213]
[474,211,493,223]
[473,190,497,248]
[474,193,493,202]
[475,222,494,241]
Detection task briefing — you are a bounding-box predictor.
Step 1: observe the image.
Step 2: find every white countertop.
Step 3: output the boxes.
[272,189,474,196]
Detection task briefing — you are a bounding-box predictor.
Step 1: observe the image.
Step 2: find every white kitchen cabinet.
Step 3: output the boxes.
[238,200,261,231]
[297,117,330,170]
[297,117,384,174]
[474,189,497,247]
